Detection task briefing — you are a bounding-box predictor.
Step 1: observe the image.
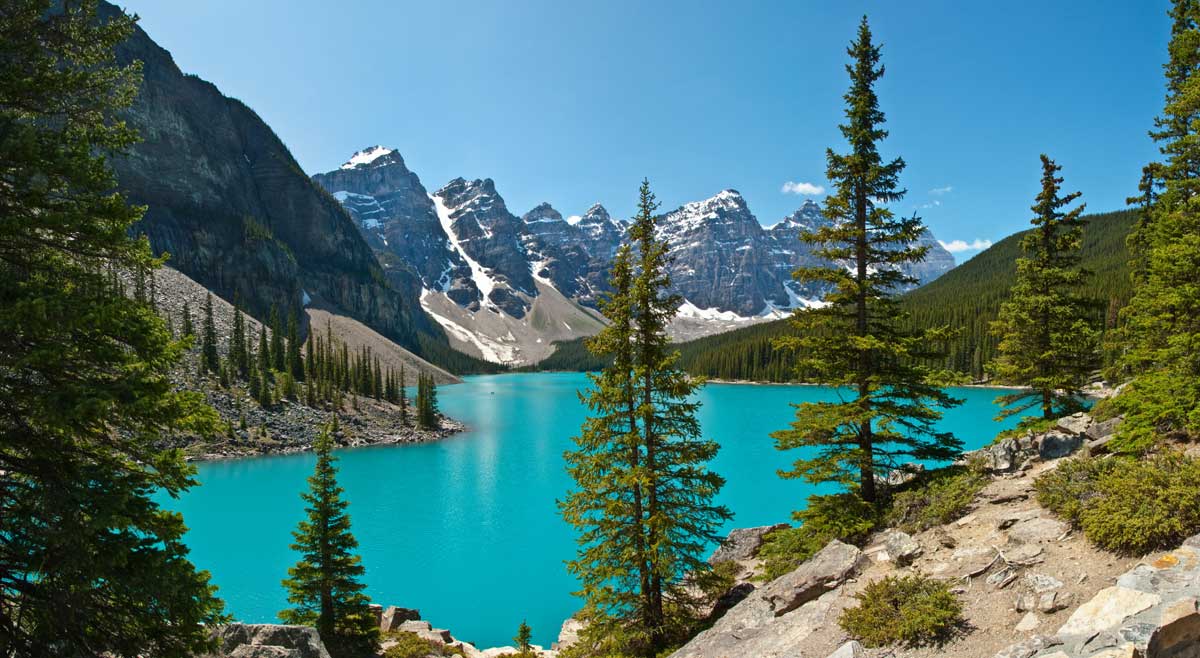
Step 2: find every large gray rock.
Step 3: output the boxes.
[827,640,865,658]
[379,605,421,632]
[1039,431,1084,460]
[1057,586,1161,638]
[761,540,865,616]
[708,523,788,564]
[207,624,331,658]
[970,437,1024,472]
[881,529,923,566]
[670,540,864,658]
[1056,413,1093,435]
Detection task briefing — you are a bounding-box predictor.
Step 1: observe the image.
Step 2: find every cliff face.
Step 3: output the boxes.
[106,4,418,348]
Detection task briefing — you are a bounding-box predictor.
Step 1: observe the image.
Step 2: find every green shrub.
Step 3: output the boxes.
[1078,453,1200,554]
[382,632,465,658]
[1034,455,1125,526]
[885,463,989,533]
[1037,452,1200,555]
[839,575,963,647]
[1106,370,1200,454]
[758,493,877,581]
[695,559,740,600]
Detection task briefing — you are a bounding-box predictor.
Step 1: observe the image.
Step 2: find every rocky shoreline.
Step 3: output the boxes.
[163,388,466,462]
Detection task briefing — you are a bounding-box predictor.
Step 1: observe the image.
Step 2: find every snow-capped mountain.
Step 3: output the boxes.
[313,147,955,364]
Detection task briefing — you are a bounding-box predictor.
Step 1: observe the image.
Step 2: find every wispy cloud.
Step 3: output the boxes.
[919,200,942,210]
[939,238,992,253]
[929,185,954,196]
[782,181,825,196]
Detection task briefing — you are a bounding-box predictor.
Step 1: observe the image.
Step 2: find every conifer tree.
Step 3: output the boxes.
[562,180,730,656]
[280,424,378,658]
[770,17,961,505]
[201,293,220,373]
[182,300,194,337]
[287,307,303,379]
[230,297,247,378]
[514,620,533,655]
[1110,0,1200,450]
[270,305,286,373]
[990,156,1097,420]
[0,2,225,653]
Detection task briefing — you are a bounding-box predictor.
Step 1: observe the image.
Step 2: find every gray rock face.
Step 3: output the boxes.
[311,148,477,305]
[519,202,617,307]
[206,624,330,658]
[670,540,864,658]
[708,523,788,565]
[657,190,791,316]
[435,178,536,317]
[380,605,421,632]
[107,14,421,350]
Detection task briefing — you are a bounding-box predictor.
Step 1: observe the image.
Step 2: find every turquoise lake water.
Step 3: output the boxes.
[164,373,1024,648]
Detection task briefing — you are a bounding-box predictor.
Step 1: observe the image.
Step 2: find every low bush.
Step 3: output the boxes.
[839,575,963,647]
[885,462,989,533]
[382,631,465,658]
[758,493,877,581]
[1034,455,1124,526]
[1036,451,1200,555]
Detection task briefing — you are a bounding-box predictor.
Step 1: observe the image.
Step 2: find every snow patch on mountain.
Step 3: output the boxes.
[431,192,499,309]
[340,146,394,170]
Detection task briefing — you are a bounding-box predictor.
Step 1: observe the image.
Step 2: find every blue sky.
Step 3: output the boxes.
[119,0,1168,258]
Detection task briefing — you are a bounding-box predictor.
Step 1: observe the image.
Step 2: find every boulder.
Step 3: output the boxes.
[970,438,1023,472]
[1087,416,1124,441]
[993,635,1062,658]
[1056,413,1093,435]
[1025,573,1064,593]
[208,624,331,658]
[1039,431,1084,460]
[1057,586,1161,638]
[761,540,864,617]
[708,524,788,564]
[1008,516,1070,544]
[379,606,421,632]
[1039,591,1072,613]
[1145,597,1200,658]
[552,617,584,651]
[827,640,865,658]
[1016,612,1040,632]
[881,529,923,566]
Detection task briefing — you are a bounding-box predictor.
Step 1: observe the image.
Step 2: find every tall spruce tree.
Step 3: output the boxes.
[990,156,1097,421]
[1110,0,1200,451]
[0,1,226,654]
[287,307,303,379]
[270,305,286,373]
[398,365,409,425]
[201,293,220,374]
[280,424,378,658]
[182,300,194,337]
[770,17,961,505]
[561,180,730,657]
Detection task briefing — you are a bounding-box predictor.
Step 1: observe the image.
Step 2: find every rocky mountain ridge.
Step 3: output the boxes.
[313,148,956,363]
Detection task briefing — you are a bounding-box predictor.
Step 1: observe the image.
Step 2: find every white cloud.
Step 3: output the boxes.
[782,181,825,195]
[939,238,992,253]
[919,200,942,209]
[565,215,582,225]
[929,185,953,196]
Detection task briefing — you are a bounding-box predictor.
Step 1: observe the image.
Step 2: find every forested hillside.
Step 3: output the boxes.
[538,209,1137,381]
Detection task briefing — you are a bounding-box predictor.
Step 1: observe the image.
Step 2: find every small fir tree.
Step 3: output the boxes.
[990,156,1098,421]
[280,424,379,658]
[201,293,220,373]
[514,620,533,655]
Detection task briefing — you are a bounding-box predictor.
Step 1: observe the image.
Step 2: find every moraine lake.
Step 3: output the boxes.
[163,373,1026,649]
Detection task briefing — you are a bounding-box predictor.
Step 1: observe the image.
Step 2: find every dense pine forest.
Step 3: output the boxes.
[539,208,1136,382]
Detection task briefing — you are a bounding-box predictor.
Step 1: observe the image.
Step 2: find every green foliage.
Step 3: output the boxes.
[561,180,731,658]
[513,620,534,655]
[885,463,989,533]
[770,17,961,505]
[280,424,379,658]
[381,631,465,658]
[202,293,220,373]
[1034,454,1123,526]
[758,493,878,581]
[839,575,963,647]
[0,1,229,654]
[1110,1,1200,447]
[694,560,740,601]
[990,156,1099,420]
[416,371,439,429]
[1036,452,1200,555]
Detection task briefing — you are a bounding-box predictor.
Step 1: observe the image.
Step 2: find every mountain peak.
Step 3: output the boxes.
[578,203,612,225]
[340,146,397,170]
[522,202,563,224]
